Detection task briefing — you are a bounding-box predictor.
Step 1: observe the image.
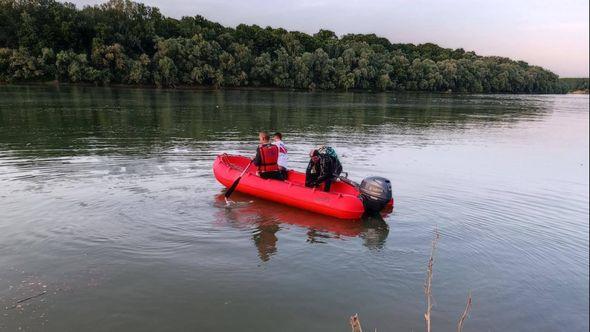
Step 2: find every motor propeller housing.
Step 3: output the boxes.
[359,176,392,214]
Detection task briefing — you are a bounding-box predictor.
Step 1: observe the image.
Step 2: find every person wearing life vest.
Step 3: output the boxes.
[272,132,288,179]
[253,131,284,180]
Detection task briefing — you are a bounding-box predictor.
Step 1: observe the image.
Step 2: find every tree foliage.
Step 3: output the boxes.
[0,0,568,93]
[559,78,589,93]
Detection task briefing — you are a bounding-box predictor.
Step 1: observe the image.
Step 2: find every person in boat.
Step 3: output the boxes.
[272,132,288,179]
[305,146,342,192]
[253,131,284,180]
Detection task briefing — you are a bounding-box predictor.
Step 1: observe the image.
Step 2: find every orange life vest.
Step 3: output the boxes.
[258,144,280,173]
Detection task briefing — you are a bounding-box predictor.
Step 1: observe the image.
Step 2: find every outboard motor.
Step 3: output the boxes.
[359,176,392,214]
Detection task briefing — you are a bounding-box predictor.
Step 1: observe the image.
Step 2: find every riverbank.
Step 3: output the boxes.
[568,89,589,94]
[0,81,579,95]
[561,78,589,94]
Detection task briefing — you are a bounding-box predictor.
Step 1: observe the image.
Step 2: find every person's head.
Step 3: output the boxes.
[258,131,270,144]
[309,149,320,163]
[272,132,282,142]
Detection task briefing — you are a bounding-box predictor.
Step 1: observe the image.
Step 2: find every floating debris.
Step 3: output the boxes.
[6,291,47,310]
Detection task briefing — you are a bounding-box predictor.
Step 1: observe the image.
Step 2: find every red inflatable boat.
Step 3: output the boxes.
[213,154,393,219]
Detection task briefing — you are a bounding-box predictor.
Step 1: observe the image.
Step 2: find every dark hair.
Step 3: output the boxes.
[273,132,282,139]
[259,131,270,141]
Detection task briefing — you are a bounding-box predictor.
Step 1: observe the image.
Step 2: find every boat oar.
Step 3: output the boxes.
[225,160,253,199]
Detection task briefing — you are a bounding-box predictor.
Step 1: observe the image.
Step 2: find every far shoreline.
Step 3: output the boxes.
[567,89,590,94]
[1,81,587,95]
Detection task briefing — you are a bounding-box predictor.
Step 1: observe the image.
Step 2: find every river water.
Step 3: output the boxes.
[0,86,588,331]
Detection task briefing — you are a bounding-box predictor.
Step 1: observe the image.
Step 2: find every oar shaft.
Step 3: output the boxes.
[237,161,252,177]
[225,160,253,198]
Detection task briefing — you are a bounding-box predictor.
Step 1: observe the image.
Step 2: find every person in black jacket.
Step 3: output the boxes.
[305,146,342,192]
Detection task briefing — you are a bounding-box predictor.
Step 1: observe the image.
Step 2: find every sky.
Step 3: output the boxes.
[68,0,589,77]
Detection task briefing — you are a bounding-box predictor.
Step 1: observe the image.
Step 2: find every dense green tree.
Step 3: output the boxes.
[125,53,150,84]
[17,11,37,51]
[91,41,129,83]
[250,52,272,86]
[293,54,313,89]
[55,50,96,82]
[272,47,293,88]
[559,78,588,92]
[0,0,569,93]
[0,48,11,81]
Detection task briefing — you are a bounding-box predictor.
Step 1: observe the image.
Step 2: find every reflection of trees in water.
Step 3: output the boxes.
[0,86,554,157]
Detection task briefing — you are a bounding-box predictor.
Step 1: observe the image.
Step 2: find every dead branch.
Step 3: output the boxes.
[350,313,363,332]
[6,291,47,310]
[456,291,472,332]
[424,228,440,332]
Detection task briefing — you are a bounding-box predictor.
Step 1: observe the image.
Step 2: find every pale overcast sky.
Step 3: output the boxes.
[67,0,589,77]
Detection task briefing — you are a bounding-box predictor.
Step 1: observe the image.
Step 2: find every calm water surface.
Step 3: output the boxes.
[0,86,588,331]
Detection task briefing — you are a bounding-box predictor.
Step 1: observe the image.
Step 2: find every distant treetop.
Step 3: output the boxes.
[0,0,569,93]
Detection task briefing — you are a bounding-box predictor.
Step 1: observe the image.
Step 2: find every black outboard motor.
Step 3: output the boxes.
[359,176,392,214]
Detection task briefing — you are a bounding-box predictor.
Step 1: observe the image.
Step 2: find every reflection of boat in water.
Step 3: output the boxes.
[214,154,394,219]
[214,193,390,261]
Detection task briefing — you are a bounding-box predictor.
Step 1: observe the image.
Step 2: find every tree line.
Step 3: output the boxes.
[0,0,571,93]
[559,78,589,93]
